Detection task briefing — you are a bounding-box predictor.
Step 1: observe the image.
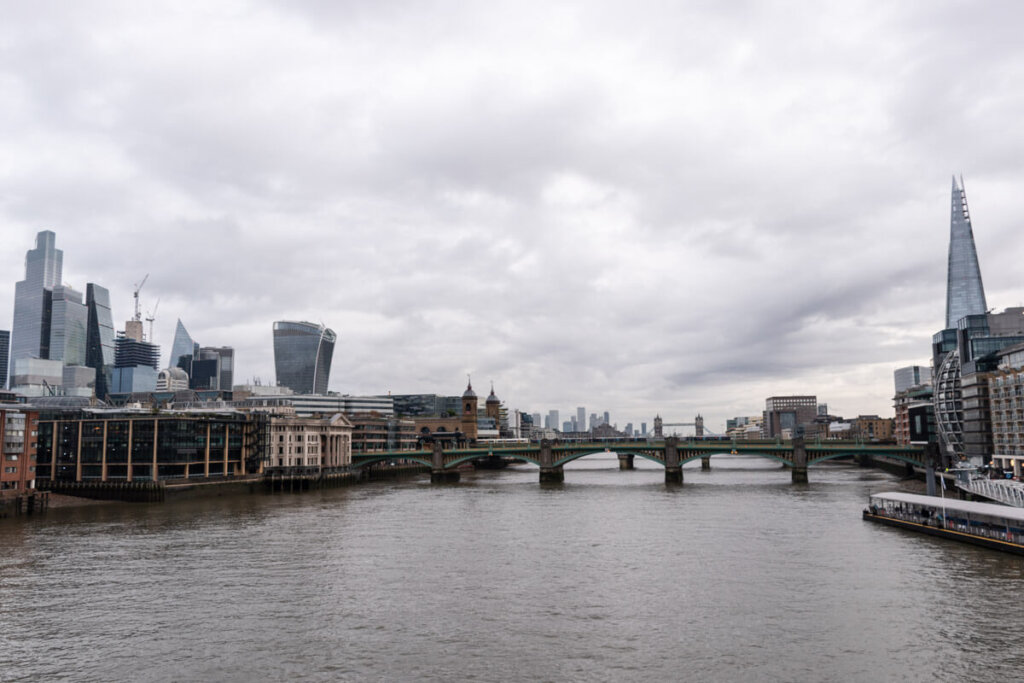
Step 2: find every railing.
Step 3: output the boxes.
[956,477,1024,508]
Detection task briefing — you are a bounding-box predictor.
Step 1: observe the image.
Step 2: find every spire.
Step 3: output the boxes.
[945,175,988,329]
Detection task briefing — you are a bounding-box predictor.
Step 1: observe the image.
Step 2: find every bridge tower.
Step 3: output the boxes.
[695,414,704,438]
[654,415,663,438]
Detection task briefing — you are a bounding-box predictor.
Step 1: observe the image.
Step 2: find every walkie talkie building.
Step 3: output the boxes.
[273,321,336,395]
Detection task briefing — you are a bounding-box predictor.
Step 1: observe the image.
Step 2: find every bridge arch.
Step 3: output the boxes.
[679,451,793,467]
[349,453,434,470]
[552,450,664,468]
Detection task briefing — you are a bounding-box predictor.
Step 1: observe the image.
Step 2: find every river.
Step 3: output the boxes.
[2,454,1024,682]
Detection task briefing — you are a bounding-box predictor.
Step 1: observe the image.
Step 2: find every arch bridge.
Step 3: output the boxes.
[350,437,931,484]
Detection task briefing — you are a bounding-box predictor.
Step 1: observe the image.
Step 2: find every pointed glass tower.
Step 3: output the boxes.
[945,176,988,328]
[169,319,199,369]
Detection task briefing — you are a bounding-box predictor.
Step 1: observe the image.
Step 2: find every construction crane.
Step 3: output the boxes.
[132,273,149,322]
[145,298,160,343]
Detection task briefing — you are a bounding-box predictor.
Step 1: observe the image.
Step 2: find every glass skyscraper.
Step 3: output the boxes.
[48,285,88,367]
[946,176,988,329]
[169,319,199,369]
[86,284,116,399]
[273,321,336,395]
[11,231,63,368]
[0,330,9,390]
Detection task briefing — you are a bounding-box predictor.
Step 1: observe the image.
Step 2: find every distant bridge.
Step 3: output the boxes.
[351,437,931,484]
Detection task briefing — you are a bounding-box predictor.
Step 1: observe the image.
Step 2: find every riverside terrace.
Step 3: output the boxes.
[351,437,932,484]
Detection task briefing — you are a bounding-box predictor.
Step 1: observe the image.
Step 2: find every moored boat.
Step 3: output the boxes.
[863,491,1024,556]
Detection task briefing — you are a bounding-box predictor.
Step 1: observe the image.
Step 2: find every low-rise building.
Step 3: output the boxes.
[267,413,353,469]
[1,406,38,495]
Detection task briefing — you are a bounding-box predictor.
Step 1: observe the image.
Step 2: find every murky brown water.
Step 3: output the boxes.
[3,454,1023,682]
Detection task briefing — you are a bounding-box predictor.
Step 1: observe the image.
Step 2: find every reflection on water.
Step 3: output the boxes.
[3,454,1023,682]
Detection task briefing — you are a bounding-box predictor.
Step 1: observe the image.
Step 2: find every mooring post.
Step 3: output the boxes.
[701,456,711,471]
[791,437,808,484]
[539,439,563,483]
[618,453,634,470]
[664,437,683,484]
[430,441,460,483]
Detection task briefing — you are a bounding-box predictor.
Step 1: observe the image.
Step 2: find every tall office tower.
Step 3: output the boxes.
[547,409,559,431]
[641,422,647,436]
[0,330,9,389]
[531,412,541,429]
[111,334,160,393]
[577,406,586,432]
[10,231,63,367]
[946,176,988,328]
[603,411,610,425]
[189,346,235,391]
[48,285,88,366]
[86,284,115,399]
[273,321,335,394]
[169,319,199,369]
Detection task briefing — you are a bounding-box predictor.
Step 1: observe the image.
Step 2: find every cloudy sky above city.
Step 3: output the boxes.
[3,1,1024,431]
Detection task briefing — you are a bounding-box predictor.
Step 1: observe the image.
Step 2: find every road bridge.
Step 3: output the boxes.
[351,437,932,485]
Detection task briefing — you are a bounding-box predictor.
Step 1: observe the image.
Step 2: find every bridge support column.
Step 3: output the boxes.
[856,454,871,467]
[430,442,460,484]
[791,437,808,484]
[618,454,634,470]
[701,456,711,471]
[925,442,940,497]
[664,437,683,485]
[540,467,564,483]
[538,439,563,484]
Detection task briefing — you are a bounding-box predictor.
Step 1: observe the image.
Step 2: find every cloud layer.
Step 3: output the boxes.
[2,1,1024,432]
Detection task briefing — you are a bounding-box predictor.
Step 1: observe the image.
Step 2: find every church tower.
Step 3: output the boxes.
[485,383,501,424]
[461,377,478,442]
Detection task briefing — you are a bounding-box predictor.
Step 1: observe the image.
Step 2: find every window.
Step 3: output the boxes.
[5,455,17,461]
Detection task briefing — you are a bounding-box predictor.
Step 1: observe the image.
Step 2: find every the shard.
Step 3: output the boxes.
[945,176,988,328]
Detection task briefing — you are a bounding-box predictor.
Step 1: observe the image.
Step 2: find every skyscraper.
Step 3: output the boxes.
[169,319,199,369]
[273,321,335,395]
[86,284,115,399]
[0,330,9,390]
[946,176,988,329]
[111,334,160,394]
[577,406,585,432]
[48,285,88,367]
[11,231,63,367]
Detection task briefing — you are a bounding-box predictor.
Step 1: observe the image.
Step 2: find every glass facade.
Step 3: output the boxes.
[11,231,63,369]
[273,321,336,395]
[33,412,254,483]
[169,319,198,369]
[48,285,88,366]
[86,284,116,399]
[946,177,988,329]
[0,330,9,389]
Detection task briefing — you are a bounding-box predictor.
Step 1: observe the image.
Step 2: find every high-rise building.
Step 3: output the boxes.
[85,284,115,400]
[273,321,335,395]
[603,411,610,426]
[48,285,87,366]
[930,177,1021,465]
[111,334,160,394]
[577,406,585,432]
[10,231,63,368]
[946,176,988,329]
[0,330,9,390]
[546,409,559,431]
[169,319,199,369]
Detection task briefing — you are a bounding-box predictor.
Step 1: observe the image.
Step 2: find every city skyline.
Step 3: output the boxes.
[2,3,1024,431]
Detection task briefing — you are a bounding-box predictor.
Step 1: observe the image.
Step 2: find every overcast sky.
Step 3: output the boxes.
[3,1,1024,433]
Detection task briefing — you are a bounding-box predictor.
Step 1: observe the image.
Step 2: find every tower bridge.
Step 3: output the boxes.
[350,437,931,485]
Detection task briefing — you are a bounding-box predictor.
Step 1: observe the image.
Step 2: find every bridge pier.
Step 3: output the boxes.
[431,469,461,484]
[791,437,808,484]
[701,456,711,471]
[430,442,459,484]
[618,454,634,470]
[665,437,683,485]
[540,467,564,483]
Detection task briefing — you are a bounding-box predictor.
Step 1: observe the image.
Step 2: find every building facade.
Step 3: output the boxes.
[1,407,38,494]
[267,413,353,469]
[763,396,818,439]
[86,284,115,400]
[34,409,259,482]
[273,321,336,395]
[0,330,9,390]
[11,231,63,372]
